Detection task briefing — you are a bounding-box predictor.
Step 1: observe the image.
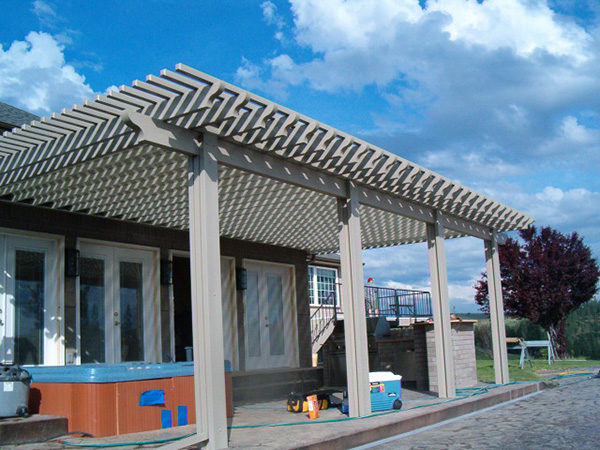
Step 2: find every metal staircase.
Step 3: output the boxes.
[310,291,340,354]
[310,285,432,354]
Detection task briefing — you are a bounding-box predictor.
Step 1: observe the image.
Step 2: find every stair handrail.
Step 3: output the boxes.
[310,289,338,346]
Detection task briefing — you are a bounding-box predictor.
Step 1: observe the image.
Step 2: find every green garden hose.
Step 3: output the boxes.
[60,372,598,447]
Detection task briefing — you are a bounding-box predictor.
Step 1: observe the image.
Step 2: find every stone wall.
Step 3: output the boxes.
[414,320,478,393]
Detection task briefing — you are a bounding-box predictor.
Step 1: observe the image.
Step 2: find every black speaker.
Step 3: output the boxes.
[161,259,173,285]
[236,267,247,290]
[65,248,79,277]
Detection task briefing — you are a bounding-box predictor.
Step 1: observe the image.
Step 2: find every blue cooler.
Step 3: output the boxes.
[369,371,402,412]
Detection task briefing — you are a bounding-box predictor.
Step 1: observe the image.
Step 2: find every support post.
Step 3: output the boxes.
[187,133,228,449]
[426,212,456,398]
[485,232,509,384]
[337,183,371,417]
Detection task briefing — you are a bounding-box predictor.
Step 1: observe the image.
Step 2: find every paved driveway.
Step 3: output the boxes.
[354,376,600,450]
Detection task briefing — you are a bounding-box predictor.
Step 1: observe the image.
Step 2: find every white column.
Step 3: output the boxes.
[337,184,371,417]
[426,213,456,398]
[188,133,228,449]
[485,232,509,384]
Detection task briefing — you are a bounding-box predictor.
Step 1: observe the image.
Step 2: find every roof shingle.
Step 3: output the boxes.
[0,101,39,131]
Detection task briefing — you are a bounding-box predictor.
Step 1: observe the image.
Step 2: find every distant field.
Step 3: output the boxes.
[477,359,600,384]
[455,313,489,320]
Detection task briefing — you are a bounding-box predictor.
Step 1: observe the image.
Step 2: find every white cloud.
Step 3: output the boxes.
[32,0,58,27]
[428,0,591,62]
[384,280,429,291]
[104,85,119,95]
[237,0,600,191]
[291,0,422,53]
[239,0,600,312]
[242,0,592,93]
[535,186,564,202]
[0,32,97,115]
[419,148,524,182]
[261,1,288,42]
[527,186,600,233]
[363,236,489,313]
[261,1,285,28]
[482,184,600,253]
[536,115,600,157]
[235,57,290,100]
[448,283,479,310]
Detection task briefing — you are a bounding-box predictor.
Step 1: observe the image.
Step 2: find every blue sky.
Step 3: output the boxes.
[2,0,599,312]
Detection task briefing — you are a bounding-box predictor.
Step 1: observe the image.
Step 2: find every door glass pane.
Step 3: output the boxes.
[267,274,284,356]
[246,272,261,357]
[14,250,44,365]
[80,258,106,363]
[120,262,144,362]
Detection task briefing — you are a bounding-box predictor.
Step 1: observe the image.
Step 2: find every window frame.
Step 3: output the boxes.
[308,265,340,307]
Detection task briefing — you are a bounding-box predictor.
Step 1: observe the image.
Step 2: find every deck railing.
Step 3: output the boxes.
[364,285,432,321]
[310,284,432,347]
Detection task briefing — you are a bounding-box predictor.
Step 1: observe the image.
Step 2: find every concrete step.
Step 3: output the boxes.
[233,367,323,404]
[0,414,67,445]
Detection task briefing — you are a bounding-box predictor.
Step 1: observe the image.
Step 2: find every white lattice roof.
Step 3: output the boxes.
[0,64,533,253]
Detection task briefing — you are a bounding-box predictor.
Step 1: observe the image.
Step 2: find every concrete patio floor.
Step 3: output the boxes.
[1,380,559,450]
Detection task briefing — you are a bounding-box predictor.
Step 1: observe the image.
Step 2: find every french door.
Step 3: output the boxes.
[79,243,157,364]
[244,262,296,370]
[0,234,59,365]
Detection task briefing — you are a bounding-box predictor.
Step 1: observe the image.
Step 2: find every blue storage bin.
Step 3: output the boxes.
[369,371,402,412]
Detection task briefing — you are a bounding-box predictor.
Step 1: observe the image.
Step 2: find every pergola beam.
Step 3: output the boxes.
[121,110,201,156]
[214,139,495,241]
[211,140,348,199]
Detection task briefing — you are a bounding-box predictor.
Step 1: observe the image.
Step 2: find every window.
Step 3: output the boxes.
[308,266,339,306]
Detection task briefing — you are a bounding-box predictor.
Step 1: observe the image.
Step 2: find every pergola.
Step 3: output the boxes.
[0,64,533,449]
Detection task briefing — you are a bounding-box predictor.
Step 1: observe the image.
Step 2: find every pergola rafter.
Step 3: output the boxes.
[0,63,533,241]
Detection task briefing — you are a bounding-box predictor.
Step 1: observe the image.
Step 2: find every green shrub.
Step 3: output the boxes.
[566,300,600,359]
[474,299,600,360]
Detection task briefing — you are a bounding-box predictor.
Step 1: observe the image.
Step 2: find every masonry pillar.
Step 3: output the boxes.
[426,212,456,398]
[337,183,371,417]
[485,232,510,384]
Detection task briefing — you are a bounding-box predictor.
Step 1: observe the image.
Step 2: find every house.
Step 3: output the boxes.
[0,101,39,133]
[0,64,533,449]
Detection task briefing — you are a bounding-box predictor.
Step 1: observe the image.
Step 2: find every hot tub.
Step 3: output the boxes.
[27,362,232,437]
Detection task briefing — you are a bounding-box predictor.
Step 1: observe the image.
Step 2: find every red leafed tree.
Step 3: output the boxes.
[474,226,599,356]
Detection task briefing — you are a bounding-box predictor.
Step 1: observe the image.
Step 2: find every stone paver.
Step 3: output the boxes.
[355,376,600,450]
[4,375,598,450]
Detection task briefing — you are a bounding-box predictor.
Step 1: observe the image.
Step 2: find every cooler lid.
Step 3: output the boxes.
[369,371,402,382]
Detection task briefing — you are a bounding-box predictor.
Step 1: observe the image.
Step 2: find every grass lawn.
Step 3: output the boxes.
[477,358,600,383]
